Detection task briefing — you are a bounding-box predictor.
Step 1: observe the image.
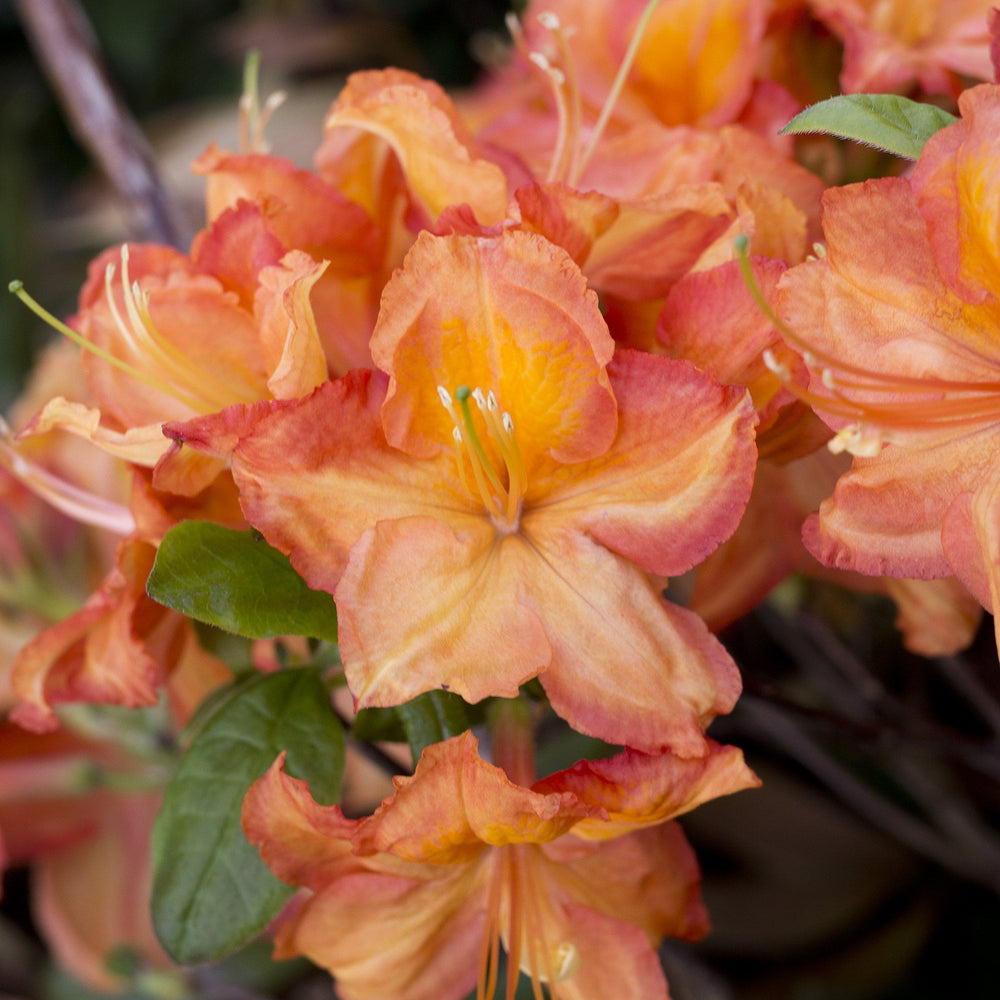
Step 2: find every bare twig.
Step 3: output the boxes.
[14,0,192,247]
[738,695,1000,895]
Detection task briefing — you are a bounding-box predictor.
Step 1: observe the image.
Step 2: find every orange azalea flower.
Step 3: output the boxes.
[475,0,784,140]
[191,145,384,373]
[809,0,996,95]
[5,226,328,723]
[172,230,757,754]
[242,729,758,1000]
[777,84,1000,644]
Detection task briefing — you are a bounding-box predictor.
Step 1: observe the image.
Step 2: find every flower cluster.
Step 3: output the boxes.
[3,0,1000,997]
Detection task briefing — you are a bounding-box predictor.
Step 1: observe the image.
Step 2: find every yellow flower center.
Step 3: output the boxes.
[438,383,527,531]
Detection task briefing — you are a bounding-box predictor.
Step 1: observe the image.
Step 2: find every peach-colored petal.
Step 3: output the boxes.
[20,397,170,467]
[913,83,1000,304]
[531,901,671,1000]
[189,200,286,311]
[217,372,473,594]
[528,350,757,577]
[629,0,768,128]
[193,145,378,260]
[10,541,186,731]
[372,230,618,465]
[320,69,509,226]
[523,530,742,756]
[242,754,363,891]
[337,520,550,708]
[279,867,486,1000]
[33,791,168,993]
[658,257,799,423]
[514,183,620,267]
[882,576,983,656]
[75,243,269,426]
[781,178,1000,392]
[801,427,998,580]
[545,821,710,947]
[580,185,736,300]
[536,741,759,840]
[811,0,995,94]
[253,250,330,399]
[355,733,595,862]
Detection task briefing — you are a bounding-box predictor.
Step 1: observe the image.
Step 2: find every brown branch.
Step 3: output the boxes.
[14,0,192,247]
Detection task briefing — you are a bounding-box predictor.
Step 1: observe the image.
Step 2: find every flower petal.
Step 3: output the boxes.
[372,230,618,465]
[320,69,509,226]
[355,733,595,862]
[337,520,550,707]
[535,740,759,840]
[524,530,742,756]
[212,371,472,593]
[527,349,757,577]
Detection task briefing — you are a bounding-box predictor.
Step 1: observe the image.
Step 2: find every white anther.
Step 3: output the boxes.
[528,51,565,83]
[437,385,454,410]
[486,390,498,412]
[452,426,463,444]
[762,348,791,380]
[472,387,488,411]
[828,424,883,458]
[551,942,581,981]
[537,11,561,30]
[821,369,837,390]
[502,412,514,434]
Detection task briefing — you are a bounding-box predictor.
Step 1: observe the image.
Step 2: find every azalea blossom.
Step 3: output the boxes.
[808,0,996,95]
[171,229,757,754]
[242,726,758,1000]
[778,83,1000,645]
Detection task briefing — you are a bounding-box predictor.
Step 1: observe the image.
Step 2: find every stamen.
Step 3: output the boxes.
[439,383,526,528]
[113,247,253,409]
[735,234,1000,456]
[456,384,506,502]
[477,854,503,1000]
[238,49,286,154]
[9,279,203,411]
[573,0,663,184]
[0,417,135,535]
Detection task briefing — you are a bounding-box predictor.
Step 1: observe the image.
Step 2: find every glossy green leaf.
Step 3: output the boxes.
[152,667,344,963]
[780,94,957,160]
[147,522,338,642]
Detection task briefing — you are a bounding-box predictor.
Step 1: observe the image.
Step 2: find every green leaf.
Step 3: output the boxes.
[152,667,344,964]
[147,522,338,642]
[395,689,473,760]
[352,705,408,744]
[780,94,957,160]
